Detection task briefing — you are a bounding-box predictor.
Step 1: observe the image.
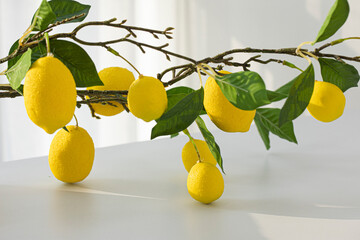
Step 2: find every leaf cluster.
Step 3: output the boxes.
[149,0,359,169]
[2,0,359,173]
[7,0,102,93]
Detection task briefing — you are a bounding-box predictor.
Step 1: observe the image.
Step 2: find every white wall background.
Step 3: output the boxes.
[0,0,359,161]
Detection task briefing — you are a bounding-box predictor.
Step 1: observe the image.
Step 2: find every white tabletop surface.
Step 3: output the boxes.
[1,112,360,240]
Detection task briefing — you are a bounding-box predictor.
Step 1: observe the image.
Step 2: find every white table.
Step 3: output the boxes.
[1,113,360,240]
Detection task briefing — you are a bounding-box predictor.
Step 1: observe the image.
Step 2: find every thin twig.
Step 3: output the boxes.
[253,58,283,64]
[242,55,261,71]
[2,15,360,67]
[78,98,127,104]
[78,95,101,119]
[1,17,175,64]
[0,16,359,120]
[27,13,86,43]
[77,89,128,96]
[157,63,193,80]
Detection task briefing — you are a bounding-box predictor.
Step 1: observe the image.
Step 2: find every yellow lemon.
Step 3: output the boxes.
[204,71,256,132]
[24,56,77,134]
[187,162,224,204]
[182,139,217,172]
[127,75,167,122]
[49,125,95,183]
[307,81,346,122]
[87,67,135,116]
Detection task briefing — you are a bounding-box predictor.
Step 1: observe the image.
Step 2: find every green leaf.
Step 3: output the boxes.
[170,133,179,138]
[62,126,69,132]
[254,114,270,150]
[8,39,47,70]
[279,64,315,126]
[30,43,48,62]
[49,0,91,23]
[5,49,32,90]
[17,85,24,95]
[215,71,270,110]
[167,86,194,95]
[195,116,224,173]
[49,40,103,87]
[166,86,195,111]
[8,39,102,87]
[313,0,349,43]
[282,60,303,72]
[267,79,296,102]
[151,88,204,139]
[32,0,57,31]
[318,58,359,92]
[266,90,282,103]
[166,86,206,115]
[256,108,297,144]
[8,42,22,69]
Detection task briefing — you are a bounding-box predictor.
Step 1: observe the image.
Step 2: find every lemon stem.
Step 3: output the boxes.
[197,65,215,79]
[330,37,360,46]
[20,7,41,45]
[116,53,141,76]
[342,36,360,41]
[45,33,52,56]
[200,63,219,77]
[106,46,141,77]
[19,23,34,47]
[183,129,202,163]
[196,66,204,88]
[296,41,313,64]
[196,64,220,88]
[74,114,79,127]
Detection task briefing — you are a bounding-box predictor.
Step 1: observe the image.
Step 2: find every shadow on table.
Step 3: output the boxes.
[216,151,360,220]
[53,179,167,201]
[46,145,360,227]
[216,198,360,220]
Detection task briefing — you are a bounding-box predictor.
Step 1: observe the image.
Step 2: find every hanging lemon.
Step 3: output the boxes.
[204,71,256,132]
[49,125,95,183]
[24,56,77,134]
[127,75,167,122]
[187,162,224,204]
[307,81,346,122]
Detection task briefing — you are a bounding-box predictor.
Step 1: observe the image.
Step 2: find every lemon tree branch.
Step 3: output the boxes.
[1,14,359,67]
[0,16,359,117]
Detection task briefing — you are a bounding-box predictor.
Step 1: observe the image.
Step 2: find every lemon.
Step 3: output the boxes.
[49,125,95,183]
[24,56,77,134]
[127,75,167,122]
[307,81,346,122]
[182,139,217,172]
[87,67,135,116]
[204,71,256,132]
[187,162,224,204]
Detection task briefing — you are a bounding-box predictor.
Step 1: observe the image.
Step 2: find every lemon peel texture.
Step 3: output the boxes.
[24,56,77,134]
[204,71,256,132]
[49,125,95,183]
[187,162,224,204]
[307,81,346,122]
[127,75,167,122]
